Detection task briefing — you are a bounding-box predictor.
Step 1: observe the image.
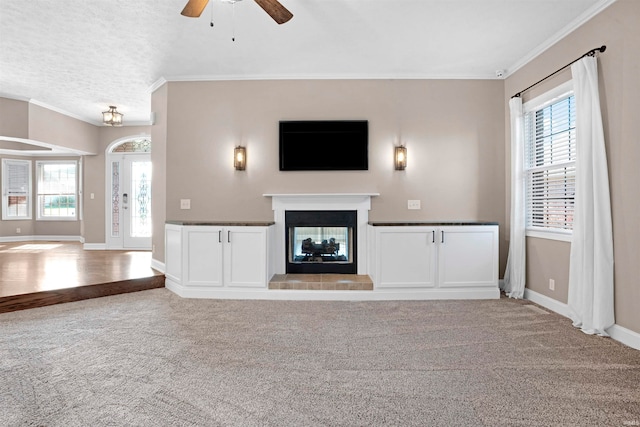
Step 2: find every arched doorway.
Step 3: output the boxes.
[105,137,152,250]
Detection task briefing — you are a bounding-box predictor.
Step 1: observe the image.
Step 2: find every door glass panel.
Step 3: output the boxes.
[111,161,120,237]
[129,161,152,238]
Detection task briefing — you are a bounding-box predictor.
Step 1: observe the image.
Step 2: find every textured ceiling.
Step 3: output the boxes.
[0,0,611,126]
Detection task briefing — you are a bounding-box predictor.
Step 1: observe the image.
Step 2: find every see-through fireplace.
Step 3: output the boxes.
[285,210,357,274]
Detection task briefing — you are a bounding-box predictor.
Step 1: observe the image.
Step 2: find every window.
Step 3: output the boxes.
[36,161,78,220]
[2,159,32,220]
[524,83,575,237]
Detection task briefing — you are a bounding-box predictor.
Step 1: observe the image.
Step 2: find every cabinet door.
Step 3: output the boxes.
[438,226,498,288]
[182,226,224,287]
[224,227,267,288]
[375,227,437,289]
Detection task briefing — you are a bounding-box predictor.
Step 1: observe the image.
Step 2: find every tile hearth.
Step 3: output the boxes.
[269,274,373,291]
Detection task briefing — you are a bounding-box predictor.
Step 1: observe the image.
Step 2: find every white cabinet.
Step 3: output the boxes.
[165,224,272,293]
[371,224,498,295]
[374,226,437,288]
[437,226,499,288]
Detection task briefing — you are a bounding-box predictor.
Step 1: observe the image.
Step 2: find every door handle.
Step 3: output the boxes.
[218,230,222,243]
[441,230,444,243]
[228,230,231,243]
[432,230,435,243]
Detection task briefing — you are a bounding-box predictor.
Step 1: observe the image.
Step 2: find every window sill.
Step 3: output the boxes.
[36,218,78,222]
[526,229,572,242]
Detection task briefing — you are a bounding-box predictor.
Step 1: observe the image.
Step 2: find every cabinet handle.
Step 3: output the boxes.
[218,230,222,243]
[228,230,231,243]
[432,230,435,243]
[441,230,444,243]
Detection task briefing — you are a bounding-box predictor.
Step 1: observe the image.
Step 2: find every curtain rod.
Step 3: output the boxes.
[511,45,606,99]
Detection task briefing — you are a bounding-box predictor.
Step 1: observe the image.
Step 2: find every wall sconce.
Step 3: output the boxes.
[395,145,407,170]
[102,106,123,127]
[234,146,246,170]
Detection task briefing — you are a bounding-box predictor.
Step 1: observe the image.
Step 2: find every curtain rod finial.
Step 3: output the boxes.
[600,45,607,53]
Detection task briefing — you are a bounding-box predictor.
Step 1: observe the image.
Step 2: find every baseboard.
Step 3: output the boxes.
[524,288,640,351]
[165,282,500,301]
[151,258,165,273]
[607,324,640,351]
[523,288,571,318]
[0,235,83,243]
[83,243,107,250]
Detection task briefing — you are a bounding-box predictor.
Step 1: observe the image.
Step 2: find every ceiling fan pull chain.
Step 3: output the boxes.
[232,2,236,41]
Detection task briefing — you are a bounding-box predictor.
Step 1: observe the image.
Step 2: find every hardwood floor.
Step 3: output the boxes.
[0,241,164,313]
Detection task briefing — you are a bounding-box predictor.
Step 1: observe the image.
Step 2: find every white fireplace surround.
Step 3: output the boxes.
[264,193,379,275]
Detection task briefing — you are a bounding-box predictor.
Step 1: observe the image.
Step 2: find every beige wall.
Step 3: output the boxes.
[28,104,99,154]
[0,97,29,139]
[504,0,640,334]
[158,79,507,268]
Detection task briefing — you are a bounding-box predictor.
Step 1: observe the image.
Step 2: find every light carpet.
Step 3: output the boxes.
[1,289,639,426]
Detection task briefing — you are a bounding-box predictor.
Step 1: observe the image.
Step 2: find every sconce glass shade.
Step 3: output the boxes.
[395,145,407,170]
[102,106,123,127]
[234,146,246,170]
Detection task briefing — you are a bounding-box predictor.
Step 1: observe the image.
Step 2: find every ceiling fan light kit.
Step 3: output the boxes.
[181,0,292,24]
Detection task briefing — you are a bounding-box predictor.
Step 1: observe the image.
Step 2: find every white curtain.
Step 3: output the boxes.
[567,56,615,336]
[503,97,526,299]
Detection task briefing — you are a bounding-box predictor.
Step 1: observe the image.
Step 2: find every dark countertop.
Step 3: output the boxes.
[368,221,499,226]
[166,220,275,226]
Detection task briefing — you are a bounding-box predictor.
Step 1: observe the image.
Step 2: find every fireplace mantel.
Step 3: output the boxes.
[264,193,379,274]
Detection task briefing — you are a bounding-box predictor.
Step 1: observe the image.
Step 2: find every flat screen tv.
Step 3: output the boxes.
[279,120,368,171]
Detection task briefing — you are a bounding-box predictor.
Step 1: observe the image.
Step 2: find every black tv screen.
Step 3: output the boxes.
[279,120,368,171]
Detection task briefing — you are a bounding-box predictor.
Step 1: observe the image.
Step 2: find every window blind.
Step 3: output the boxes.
[6,160,30,194]
[524,94,576,232]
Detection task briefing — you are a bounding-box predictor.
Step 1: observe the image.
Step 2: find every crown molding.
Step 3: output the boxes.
[505,0,618,77]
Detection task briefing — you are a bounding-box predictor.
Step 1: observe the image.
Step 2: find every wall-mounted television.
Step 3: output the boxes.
[279,120,368,171]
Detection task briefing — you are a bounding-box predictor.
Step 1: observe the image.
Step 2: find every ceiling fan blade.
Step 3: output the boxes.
[181,0,210,17]
[253,0,293,24]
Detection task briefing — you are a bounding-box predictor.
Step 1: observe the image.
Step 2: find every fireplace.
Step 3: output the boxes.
[265,193,378,275]
[285,210,357,274]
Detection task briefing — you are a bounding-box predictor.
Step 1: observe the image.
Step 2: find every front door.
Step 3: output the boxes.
[121,154,152,249]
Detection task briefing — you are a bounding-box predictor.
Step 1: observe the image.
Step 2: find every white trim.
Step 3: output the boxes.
[0,235,83,243]
[607,325,640,351]
[523,81,574,112]
[526,230,572,242]
[165,279,499,301]
[148,77,168,93]
[524,288,571,317]
[162,73,500,83]
[35,159,79,221]
[83,243,107,250]
[524,288,640,351]
[265,193,379,275]
[0,136,95,156]
[151,258,165,273]
[505,0,618,77]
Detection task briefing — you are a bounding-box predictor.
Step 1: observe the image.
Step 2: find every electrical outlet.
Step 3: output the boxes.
[549,279,555,290]
[90,193,95,199]
[180,199,191,210]
[408,200,421,210]
[16,228,21,234]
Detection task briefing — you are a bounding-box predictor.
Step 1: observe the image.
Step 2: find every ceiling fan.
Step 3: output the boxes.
[181,0,293,24]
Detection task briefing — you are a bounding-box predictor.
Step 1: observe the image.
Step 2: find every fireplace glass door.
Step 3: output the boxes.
[285,210,357,274]
[290,226,352,264]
